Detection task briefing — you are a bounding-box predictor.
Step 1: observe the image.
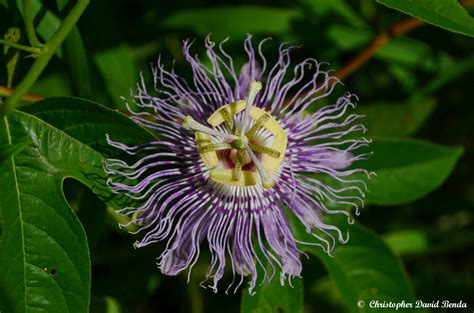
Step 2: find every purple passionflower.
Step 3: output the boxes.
[105,35,371,294]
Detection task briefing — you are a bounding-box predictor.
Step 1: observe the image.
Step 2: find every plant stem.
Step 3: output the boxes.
[0,39,42,55]
[334,0,474,82]
[22,0,41,47]
[334,18,424,81]
[1,0,90,116]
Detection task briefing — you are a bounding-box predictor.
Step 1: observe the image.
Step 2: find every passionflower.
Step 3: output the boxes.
[105,35,371,294]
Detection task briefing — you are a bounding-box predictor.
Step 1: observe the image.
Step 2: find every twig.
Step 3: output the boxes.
[1,0,90,116]
[334,18,424,81]
[0,39,42,55]
[335,0,474,81]
[0,86,45,102]
[22,0,41,47]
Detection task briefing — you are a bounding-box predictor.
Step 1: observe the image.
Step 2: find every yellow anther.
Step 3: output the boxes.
[198,143,232,153]
[248,143,281,158]
[246,114,270,139]
[220,108,234,130]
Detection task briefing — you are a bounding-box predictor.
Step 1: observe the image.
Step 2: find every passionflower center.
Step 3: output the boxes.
[181,81,287,189]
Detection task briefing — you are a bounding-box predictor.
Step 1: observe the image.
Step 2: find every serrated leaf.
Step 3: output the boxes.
[364,138,463,205]
[241,271,303,313]
[0,111,105,312]
[162,6,301,39]
[290,217,416,313]
[376,0,474,37]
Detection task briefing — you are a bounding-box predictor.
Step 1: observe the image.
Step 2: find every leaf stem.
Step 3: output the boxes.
[22,0,41,47]
[0,39,42,55]
[1,0,90,116]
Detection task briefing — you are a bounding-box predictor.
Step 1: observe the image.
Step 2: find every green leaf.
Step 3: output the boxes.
[162,6,301,39]
[20,96,156,152]
[413,56,474,99]
[364,138,463,205]
[327,25,372,50]
[93,45,138,110]
[0,110,107,312]
[290,217,416,313]
[376,0,474,37]
[3,27,21,87]
[383,230,428,256]
[376,38,433,69]
[304,0,366,28]
[62,28,92,98]
[14,0,63,56]
[241,272,303,313]
[56,0,92,98]
[0,140,30,164]
[358,98,436,137]
[30,73,72,97]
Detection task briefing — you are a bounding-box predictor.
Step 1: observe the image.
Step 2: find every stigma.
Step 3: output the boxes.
[181,81,287,189]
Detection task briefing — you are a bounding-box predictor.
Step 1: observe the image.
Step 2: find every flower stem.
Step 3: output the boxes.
[0,0,90,116]
[0,39,42,55]
[22,0,41,47]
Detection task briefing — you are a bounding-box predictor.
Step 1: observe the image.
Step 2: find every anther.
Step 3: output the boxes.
[198,143,232,153]
[248,143,281,158]
[182,116,239,140]
[246,114,270,139]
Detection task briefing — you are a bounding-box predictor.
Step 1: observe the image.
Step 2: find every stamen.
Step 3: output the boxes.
[220,107,234,130]
[246,114,270,139]
[182,116,239,140]
[198,143,233,153]
[240,80,262,137]
[244,144,275,189]
[248,143,281,158]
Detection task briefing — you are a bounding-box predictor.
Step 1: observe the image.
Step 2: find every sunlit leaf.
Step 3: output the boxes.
[376,0,474,37]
